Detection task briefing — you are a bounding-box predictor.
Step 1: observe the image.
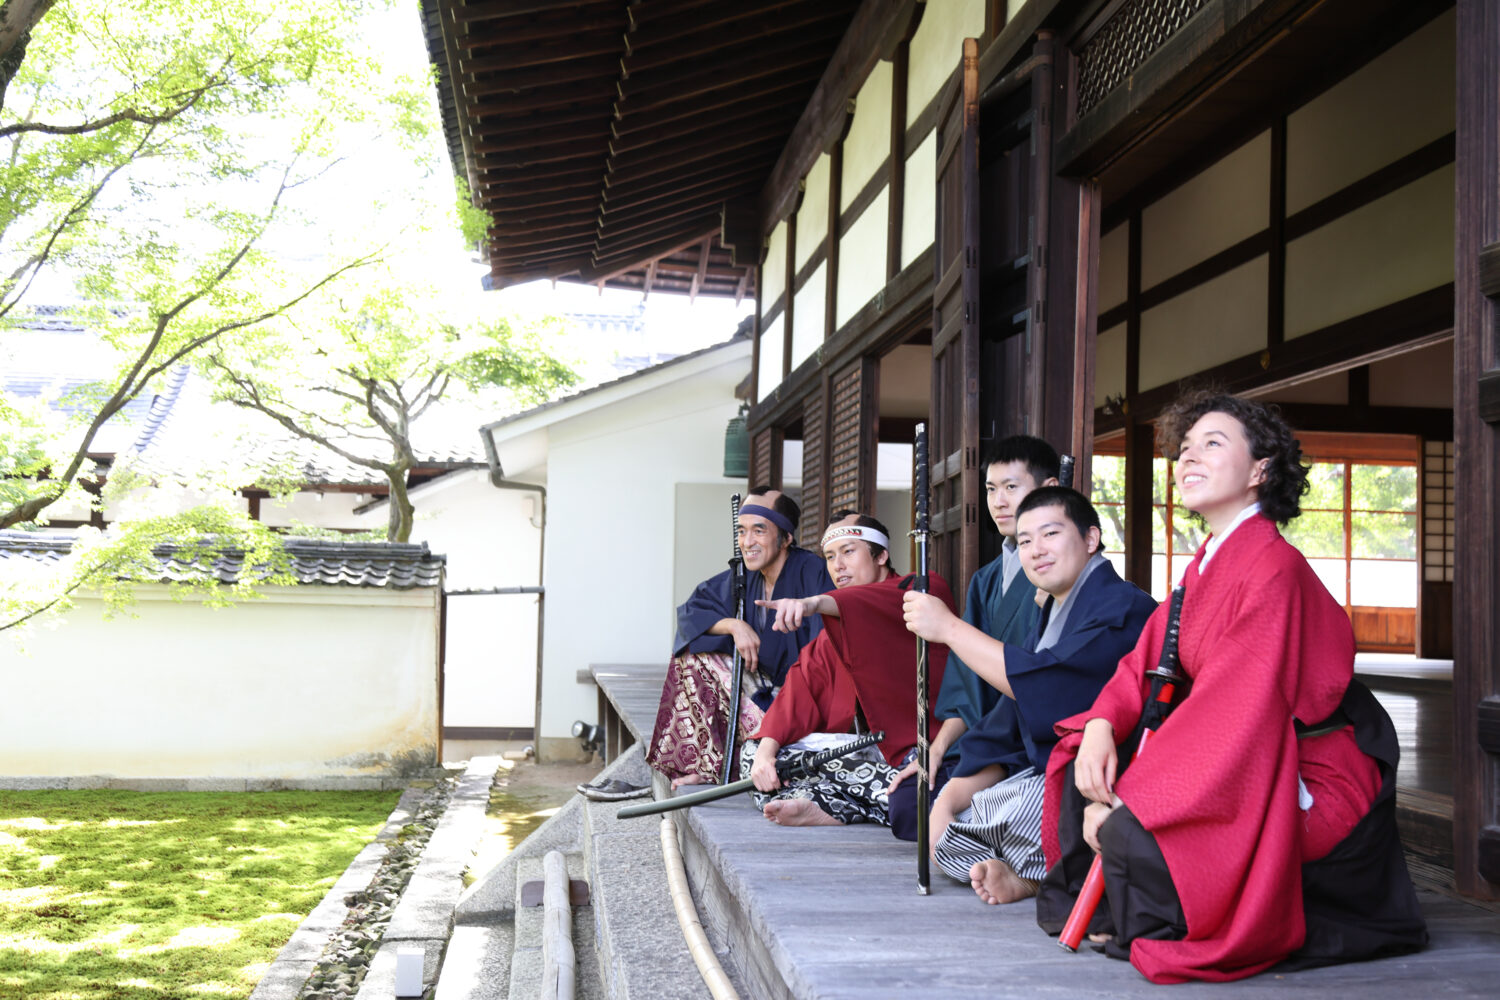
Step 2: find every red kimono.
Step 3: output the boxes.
[754,572,954,767]
[1043,515,1380,983]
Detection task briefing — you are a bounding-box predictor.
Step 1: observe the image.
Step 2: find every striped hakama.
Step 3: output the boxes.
[933,766,1047,882]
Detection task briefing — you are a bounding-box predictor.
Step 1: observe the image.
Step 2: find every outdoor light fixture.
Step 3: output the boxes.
[572,719,603,754]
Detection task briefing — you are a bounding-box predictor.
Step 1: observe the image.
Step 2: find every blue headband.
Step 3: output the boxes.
[738,503,795,538]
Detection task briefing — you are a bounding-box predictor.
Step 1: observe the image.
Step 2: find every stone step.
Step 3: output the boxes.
[580,746,725,1000]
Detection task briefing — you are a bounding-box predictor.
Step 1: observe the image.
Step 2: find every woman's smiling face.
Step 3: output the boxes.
[1173,410,1267,532]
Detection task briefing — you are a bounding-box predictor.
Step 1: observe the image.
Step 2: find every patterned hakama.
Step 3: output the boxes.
[646,652,762,784]
[932,766,1047,882]
[739,736,906,826]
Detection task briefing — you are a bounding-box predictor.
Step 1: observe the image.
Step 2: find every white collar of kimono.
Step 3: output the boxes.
[1200,502,1261,572]
[821,524,891,551]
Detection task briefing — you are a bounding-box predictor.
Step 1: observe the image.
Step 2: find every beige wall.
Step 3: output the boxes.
[1,584,440,780]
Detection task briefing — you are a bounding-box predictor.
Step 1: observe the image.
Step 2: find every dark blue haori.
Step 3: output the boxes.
[955,559,1156,777]
[672,545,831,689]
[935,550,1040,761]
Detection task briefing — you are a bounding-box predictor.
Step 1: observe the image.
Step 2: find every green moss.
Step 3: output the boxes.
[0,789,398,1000]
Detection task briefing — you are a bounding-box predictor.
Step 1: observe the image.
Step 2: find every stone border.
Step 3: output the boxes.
[248,787,427,1000]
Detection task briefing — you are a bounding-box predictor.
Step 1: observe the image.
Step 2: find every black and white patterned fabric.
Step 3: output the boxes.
[740,737,905,826]
[932,766,1048,881]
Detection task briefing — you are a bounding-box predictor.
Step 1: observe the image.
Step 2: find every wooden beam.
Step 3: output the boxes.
[462,33,622,74]
[603,159,766,204]
[759,0,922,231]
[464,78,615,111]
[456,10,626,47]
[721,197,760,270]
[887,37,908,282]
[457,54,619,96]
[612,71,822,137]
[578,225,720,283]
[476,138,610,169]
[600,197,735,240]
[616,40,839,116]
[601,169,762,221]
[609,100,801,154]
[623,7,853,78]
[626,0,809,52]
[643,258,657,299]
[605,122,786,186]
[691,239,710,302]
[450,1,579,23]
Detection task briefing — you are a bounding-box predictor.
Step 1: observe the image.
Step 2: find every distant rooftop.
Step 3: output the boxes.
[0,531,445,589]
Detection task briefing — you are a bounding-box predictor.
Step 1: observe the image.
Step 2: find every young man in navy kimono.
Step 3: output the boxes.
[903,487,1155,905]
[646,488,831,788]
[885,436,1060,841]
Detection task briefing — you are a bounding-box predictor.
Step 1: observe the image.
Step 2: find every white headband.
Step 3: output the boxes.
[821,524,891,552]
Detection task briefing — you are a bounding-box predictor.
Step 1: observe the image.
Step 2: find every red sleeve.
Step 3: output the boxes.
[751,633,855,747]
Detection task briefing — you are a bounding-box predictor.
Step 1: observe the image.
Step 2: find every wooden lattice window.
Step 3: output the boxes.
[1076,0,1211,116]
[799,387,826,550]
[828,362,870,514]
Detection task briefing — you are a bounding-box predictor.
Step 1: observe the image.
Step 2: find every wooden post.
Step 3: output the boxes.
[1452,0,1500,900]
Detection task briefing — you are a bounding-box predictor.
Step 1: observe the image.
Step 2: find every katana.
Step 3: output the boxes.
[912,421,932,895]
[720,493,746,785]
[1059,584,1187,951]
[617,731,887,819]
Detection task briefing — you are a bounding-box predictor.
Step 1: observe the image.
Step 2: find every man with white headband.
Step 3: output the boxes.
[739,511,956,829]
[646,488,832,789]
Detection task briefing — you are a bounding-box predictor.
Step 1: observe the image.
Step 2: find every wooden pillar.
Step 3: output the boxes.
[1453,0,1500,899]
[1124,420,1154,589]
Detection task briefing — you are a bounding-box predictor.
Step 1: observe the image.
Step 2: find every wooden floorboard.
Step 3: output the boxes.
[593,663,1500,998]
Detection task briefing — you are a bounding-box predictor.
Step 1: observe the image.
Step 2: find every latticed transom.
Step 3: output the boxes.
[799,388,826,550]
[1076,0,1211,117]
[828,366,865,513]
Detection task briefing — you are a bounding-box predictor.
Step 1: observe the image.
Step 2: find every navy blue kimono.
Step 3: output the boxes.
[955,559,1156,777]
[935,549,1039,762]
[672,545,831,688]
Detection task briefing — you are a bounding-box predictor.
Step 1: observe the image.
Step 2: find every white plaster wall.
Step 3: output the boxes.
[798,155,831,271]
[1140,256,1269,390]
[1142,131,1269,289]
[1287,10,1453,214]
[536,347,750,749]
[792,262,827,370]
[843,60,893,207]
[405,472,541,730]
[1098,221,1128,312]
[758,314,785,401]
[1285,166,1454,339]
[903,131,937,269]
[763,219,789,307]
[1369,339,1454,409]
[0,585,439,778]
[1096,322,1127,406]
[907,0,986,128]
[837,188,890,330]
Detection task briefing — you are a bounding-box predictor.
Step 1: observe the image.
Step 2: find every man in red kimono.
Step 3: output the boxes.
[740,511,955,828]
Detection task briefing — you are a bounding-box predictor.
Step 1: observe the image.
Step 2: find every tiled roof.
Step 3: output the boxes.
[0,531,445,589]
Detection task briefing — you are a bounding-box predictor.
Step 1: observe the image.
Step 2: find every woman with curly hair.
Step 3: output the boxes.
[1035,391,1426,983]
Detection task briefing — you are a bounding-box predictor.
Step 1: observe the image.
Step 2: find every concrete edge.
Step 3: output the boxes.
[247,786,425,1000]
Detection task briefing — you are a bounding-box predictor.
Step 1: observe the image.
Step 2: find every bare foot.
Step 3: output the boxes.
[671,774,708,790]
[1088,932,1114,944]
[763,798,840,826]
[969,860,1040,905]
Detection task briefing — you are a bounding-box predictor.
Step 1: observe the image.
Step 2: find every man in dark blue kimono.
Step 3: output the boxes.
[647,488,832,787]
[886,436,1059,841]
[903,487,1155,904]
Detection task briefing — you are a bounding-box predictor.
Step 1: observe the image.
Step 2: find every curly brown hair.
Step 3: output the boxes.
[1155,390,1309,524]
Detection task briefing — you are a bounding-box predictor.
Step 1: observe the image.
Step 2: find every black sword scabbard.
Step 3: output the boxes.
[721,493,746,785]
[912,421,932,895]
